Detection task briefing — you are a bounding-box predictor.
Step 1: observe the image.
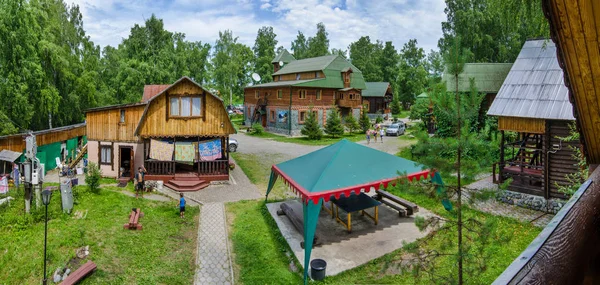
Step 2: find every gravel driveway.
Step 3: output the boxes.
[231,132,415,159]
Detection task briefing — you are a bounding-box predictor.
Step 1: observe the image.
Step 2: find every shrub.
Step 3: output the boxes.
[325,107,344,138]
[301,109,323,140]
[251,123,264,135]
[344,115,360,134]
[85,162,102,194]
[375,115,383,124]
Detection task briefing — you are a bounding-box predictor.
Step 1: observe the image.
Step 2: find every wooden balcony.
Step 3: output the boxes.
[336,98,362,108]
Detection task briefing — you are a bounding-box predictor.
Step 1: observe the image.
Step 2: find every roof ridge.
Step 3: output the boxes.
[308,140,348,192]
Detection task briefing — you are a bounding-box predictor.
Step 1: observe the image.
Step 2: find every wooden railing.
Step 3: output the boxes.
[198,160,229,175]
[493,166,600,284]
[336,98,362,108]
[145,160,175,175]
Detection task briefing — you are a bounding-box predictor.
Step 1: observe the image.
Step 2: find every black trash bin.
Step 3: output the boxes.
[310,259,327,281]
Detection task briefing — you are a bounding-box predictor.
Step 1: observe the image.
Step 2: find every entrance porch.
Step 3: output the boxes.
[142,136,231,191]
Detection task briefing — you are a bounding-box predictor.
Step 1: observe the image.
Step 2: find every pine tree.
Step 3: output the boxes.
[359,109,371,133]
[325,107,344,138]
[301,109,322,140]
[344,115,360,134]
[391,95,402,114]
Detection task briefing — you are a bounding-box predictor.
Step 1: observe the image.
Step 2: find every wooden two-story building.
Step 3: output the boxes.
[244,51,367,136]
[85,77,236,191]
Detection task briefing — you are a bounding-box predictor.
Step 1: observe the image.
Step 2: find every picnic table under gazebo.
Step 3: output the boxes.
[265,139,432,283]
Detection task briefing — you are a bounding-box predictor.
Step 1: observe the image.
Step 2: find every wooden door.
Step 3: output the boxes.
[262,114,267,127]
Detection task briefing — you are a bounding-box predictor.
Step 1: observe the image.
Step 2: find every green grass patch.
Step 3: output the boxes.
[246,131,365,146]
[231,152,289,199]
[227,200,302,284]
[0,185,199,284]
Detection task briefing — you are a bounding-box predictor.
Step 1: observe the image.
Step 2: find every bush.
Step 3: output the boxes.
[325,107,344,138]
[375,115,383,124]
[344,115,360,134]
[301,109,323,140]
[251,123,264,135]
[85,162,102,194]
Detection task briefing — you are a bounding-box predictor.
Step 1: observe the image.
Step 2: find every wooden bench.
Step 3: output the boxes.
[276,203,321,248]
[375,189,418,217]
[123,208,143,230]
[59,260,97,285]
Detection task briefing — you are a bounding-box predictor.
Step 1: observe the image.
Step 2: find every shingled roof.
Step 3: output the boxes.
[272,49,296,64]
[487,39,574,121]
[142,84,171,102]
[362,82,390,97]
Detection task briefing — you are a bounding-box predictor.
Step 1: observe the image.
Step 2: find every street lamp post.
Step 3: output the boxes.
[42,188,52,285]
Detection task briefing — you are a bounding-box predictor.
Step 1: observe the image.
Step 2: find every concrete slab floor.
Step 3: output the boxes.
[266,196,438,277]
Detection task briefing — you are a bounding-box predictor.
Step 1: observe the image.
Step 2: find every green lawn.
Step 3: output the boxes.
[0,185,199,284]
[246,131,366,146]
[231,152,290,199]
[227,152,542,284]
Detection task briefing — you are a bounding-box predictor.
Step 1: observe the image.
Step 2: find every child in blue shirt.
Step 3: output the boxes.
[179,193,186,218]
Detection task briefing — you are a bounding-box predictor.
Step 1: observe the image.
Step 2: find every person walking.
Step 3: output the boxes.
[135,166,146,199]
[365,129,371,144]
[373,128,378,142]
[380,128,385,143]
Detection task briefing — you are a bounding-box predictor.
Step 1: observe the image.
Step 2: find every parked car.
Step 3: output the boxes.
[386,122,406,136]
[229,138,238,152]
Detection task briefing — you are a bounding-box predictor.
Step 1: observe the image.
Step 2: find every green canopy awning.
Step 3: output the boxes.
[266,139,431,284]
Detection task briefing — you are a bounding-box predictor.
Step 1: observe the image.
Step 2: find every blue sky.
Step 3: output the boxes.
[70,0,446,54]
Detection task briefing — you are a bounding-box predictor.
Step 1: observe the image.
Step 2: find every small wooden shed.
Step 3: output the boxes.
[487,39,579,199]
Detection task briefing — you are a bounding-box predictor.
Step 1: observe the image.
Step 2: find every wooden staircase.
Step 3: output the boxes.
[165,173,210,192]
[69,144,88,169]
[251,97,267,125]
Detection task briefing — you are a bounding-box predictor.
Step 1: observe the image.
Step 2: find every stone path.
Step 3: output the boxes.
[194,202,234,285]
[464,176,554,228]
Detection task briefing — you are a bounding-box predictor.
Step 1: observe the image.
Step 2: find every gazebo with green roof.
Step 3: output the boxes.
[266,139,431,283]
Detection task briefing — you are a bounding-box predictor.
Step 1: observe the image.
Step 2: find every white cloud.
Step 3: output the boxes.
[67,0,446,54]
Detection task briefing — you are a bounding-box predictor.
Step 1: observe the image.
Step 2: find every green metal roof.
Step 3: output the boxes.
[273,55,338,75]
[260,55,366,89]
[416,92,429,99]
[248,79,321,88]
[272,49,296,64]
[443,63,513,93]
[362,82,390,97]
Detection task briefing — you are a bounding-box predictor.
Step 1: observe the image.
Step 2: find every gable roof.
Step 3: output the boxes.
[362,82,391,97]
[142,85,171,102]
[487,40,574,120]
[272,49,296,64]
[444,63,513,93]
[273,55,339,75]
[134,76,233,136]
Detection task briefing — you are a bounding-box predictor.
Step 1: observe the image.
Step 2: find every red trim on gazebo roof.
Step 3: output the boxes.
[271,165,431,205]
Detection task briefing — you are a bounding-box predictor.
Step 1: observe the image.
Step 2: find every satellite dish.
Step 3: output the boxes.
[279,61,284,67]
[251,73,261,82]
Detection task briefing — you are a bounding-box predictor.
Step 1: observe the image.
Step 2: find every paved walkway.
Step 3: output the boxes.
[194,202,234,285]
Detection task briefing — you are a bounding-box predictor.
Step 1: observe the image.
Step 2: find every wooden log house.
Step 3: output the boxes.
[244,50,367,136]
[362,82,393,118]
[487,39,579,199]
[85,77,236,191]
